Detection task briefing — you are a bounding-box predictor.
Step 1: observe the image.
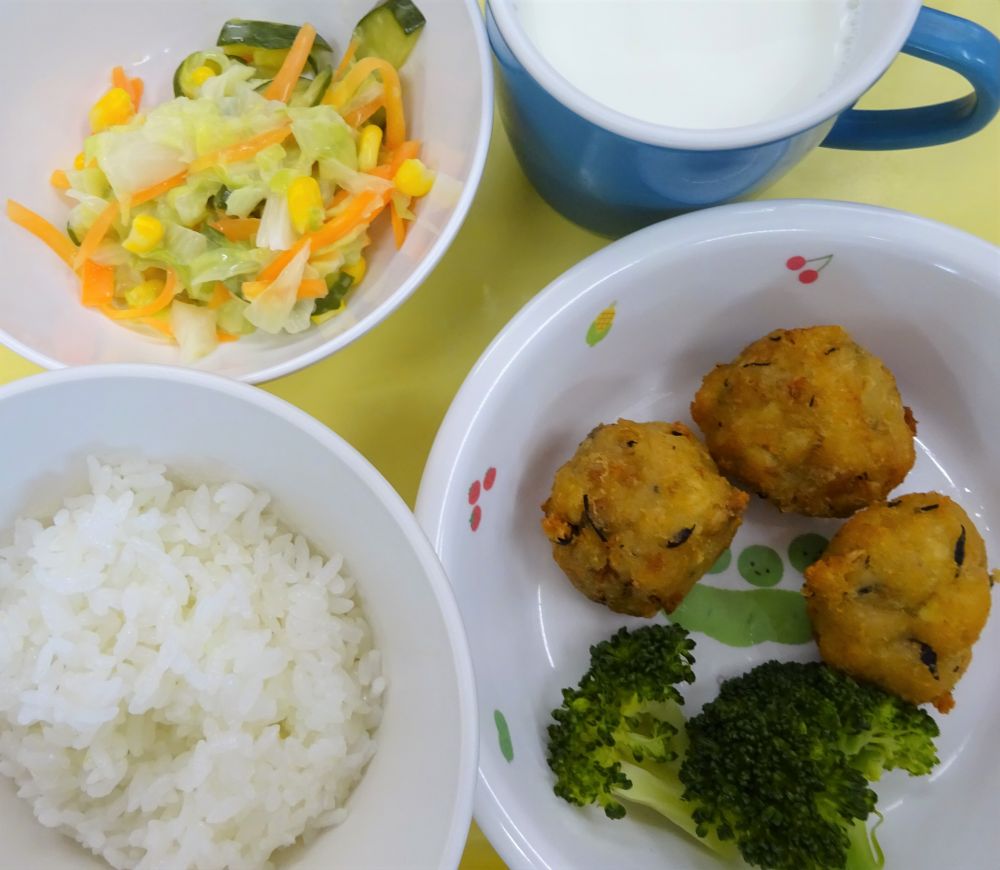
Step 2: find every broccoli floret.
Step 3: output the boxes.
[547,628,940,870]
[546,624,736,858]
[681,661,940,870]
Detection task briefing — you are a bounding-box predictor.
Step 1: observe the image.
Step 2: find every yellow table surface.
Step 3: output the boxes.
[1,1,998,867]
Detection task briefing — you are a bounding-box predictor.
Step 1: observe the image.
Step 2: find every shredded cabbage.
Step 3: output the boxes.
[290,106,358,169]
[170,300,218,361]
[256,194,296,251]
[245,242,311,334]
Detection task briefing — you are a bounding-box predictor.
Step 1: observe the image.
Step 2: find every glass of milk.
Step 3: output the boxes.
[486,0,1000,235]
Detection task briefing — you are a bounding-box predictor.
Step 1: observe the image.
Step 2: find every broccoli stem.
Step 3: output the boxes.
[843,814,885,870]
[615,762,740,862]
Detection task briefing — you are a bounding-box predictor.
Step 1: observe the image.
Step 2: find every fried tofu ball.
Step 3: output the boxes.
[803,492,993,713]
[540,419,749,617]
[691,325,916,517]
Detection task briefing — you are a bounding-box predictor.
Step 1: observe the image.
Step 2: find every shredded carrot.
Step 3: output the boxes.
[189,121,293,174]
[50,170,71,190]
[6,199,78,267]
[80,260,116,307]
[263,24,317,103]
[369,140,421,179]
[129,77,144,111]
[217,331,239,343]
[326,57,405,149]
[257,188,388,283]
[101,268,177,319]
[326,189,351,209]
[210,217,260,242]
[207,282,232,309]
[111,66,129,92]
[131,170,188,206]
[345,96,383,129]
[333,38,358,81]
[112,66,144,111]
[390,200,406,249]
[296,278,328,299]
[308,188,390,258]
[73,200,120,270]
[257,238,308,284]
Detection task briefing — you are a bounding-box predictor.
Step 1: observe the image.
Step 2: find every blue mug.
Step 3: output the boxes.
[486,1,1000,237]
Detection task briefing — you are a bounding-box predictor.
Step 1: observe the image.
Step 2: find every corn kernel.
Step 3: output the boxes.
[393,158,435,198]
[122,214,165,254]
[287,176,324,234]
[190,65,218,87]
[89,87,134,133]
[125,279,164,308]
[357,125,383,173]
[73,152,86,170]
[311,308,339,325]
[343,256,367,286]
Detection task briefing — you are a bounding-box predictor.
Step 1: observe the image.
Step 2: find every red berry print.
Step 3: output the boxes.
[785,253,833,283]
[467,468,498,533]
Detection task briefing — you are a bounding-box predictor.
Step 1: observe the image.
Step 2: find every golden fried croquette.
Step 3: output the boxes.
[540,419,748,617]
[803,492,992,712]
[691,325,916,518]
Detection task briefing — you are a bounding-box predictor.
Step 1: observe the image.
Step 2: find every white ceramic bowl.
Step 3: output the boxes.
[0,0,492,383]
[0,365,477,869]
[416,200,1000,870]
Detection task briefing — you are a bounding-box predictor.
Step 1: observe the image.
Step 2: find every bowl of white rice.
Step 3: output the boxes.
[0,365,477,870]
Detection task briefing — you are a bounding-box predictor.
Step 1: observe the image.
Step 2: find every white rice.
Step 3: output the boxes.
[0,457,384,869]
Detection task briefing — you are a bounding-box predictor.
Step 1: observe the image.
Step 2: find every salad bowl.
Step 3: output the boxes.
[0,0,492,383]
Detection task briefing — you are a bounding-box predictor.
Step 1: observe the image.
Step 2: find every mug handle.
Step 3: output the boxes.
[822,6,1000,150]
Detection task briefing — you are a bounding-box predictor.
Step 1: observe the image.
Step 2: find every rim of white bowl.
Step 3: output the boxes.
[488,0,921,150]
[415,198,1000,870]
[0,363,479,870]
[0,0,493,386]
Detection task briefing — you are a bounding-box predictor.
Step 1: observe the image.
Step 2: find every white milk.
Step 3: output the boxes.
[515,0,859,129]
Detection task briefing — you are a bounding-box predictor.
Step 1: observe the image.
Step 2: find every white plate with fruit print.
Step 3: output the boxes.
[416,200,1000,870]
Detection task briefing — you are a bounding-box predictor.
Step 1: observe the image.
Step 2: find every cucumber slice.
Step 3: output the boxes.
[217,19,333,53]
[202,225,228,246]
[313,271,355,316]
[289,68,333,107]
[66,223,81,246]
[217,19,333,76]
[173,51,231,98]
[212,187,231,212]
[223,45,320,78]
[354,0,426,68]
